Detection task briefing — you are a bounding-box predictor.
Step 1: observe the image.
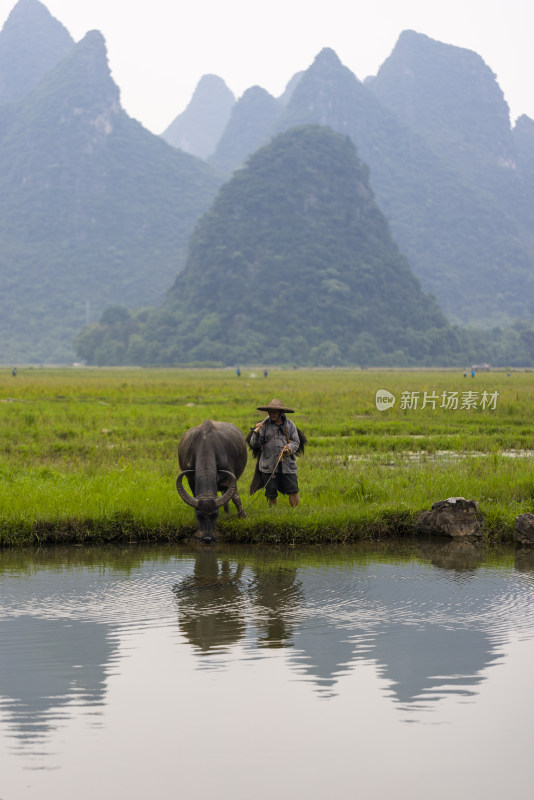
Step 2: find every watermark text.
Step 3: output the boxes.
[375,389,499,411]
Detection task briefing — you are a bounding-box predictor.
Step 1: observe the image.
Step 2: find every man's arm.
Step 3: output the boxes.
[249,419,267,448]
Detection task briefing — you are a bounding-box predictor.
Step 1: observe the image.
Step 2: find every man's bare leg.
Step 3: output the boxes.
[289,493,299,508]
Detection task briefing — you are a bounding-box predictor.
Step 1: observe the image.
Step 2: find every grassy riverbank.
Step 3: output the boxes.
[1,366,533,545]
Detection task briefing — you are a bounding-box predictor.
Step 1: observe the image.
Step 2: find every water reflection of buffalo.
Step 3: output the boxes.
[176,420,248,543]
[173,550,247,651]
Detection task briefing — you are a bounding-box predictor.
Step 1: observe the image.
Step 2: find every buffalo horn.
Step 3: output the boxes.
[176,471,199,508]
[215,470,237,508]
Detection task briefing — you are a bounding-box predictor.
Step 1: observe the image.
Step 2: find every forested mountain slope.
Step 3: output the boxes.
[0,29,221,362]
[161,74,235,159]
[78,126,457,367]
[368,30,534,262]
[202,44,534,327]
[0,0,73,105]
[208,86,282,174]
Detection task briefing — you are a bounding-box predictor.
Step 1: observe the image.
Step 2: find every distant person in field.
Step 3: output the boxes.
[247,398,302,508]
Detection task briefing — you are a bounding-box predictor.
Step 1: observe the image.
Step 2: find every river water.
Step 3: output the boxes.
[1,540,534,800]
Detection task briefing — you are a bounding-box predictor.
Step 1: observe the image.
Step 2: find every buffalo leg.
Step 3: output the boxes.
[233,491,247,519]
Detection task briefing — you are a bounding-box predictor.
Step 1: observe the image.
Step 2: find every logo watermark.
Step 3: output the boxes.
[375,389,396,411]
[375,389,499,411]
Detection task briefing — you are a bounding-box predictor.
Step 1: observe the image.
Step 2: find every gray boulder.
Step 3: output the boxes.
[514,513,534,545]
[416,497,485,539]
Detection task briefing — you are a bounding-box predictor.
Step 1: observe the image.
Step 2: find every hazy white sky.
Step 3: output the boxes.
[1,0,533,134]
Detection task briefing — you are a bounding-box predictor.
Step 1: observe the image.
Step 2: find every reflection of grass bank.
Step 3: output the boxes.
[1,367,533,546]
[0,540,523,577]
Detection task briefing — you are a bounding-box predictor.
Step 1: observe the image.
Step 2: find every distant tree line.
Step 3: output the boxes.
[74,304,534,368]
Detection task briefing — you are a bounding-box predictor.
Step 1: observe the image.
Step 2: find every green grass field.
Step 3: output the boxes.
[1,366,533,545]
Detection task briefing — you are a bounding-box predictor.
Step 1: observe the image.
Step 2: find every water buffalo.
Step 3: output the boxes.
[176,420,248,543]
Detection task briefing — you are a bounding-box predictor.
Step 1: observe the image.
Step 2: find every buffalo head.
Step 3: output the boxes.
[176,470,237,543]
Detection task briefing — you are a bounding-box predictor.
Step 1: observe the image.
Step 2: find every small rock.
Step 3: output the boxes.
[515,513,534,545]
[416,497,485,539]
